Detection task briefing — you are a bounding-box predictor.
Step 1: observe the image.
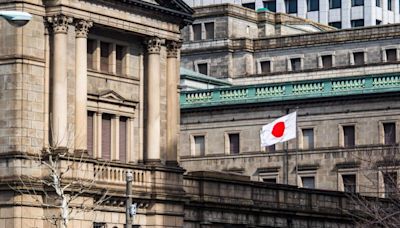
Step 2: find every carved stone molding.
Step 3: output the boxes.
[146,37,163,54]
[166,40,182,58]
[75,19,93,38]
[47,14,73,34]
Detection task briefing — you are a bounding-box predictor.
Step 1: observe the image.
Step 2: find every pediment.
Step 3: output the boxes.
[98,90,126,103]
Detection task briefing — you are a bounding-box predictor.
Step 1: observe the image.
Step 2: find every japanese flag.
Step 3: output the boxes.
[260,112,297,147]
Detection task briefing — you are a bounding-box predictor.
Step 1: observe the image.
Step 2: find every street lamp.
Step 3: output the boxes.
[0,11,32,27]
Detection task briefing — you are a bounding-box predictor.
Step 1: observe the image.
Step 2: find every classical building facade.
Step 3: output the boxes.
[0,0,195,227]
[183,0,400,29]
[179,4,400,198]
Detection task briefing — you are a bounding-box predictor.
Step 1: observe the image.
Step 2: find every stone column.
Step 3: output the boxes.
[166,41,181,166]
[145,37,162,163]
[74,19,93,152]
[112,115,120,161]
[94,112,102,158]
[47,15,73,148]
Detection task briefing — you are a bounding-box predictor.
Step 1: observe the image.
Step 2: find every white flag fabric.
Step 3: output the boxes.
[260,112,297,147]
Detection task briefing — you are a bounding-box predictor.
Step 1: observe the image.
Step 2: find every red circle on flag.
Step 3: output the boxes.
[272,122,285,137]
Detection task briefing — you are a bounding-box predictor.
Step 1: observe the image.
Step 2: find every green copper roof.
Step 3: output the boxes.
[180,72,400,109]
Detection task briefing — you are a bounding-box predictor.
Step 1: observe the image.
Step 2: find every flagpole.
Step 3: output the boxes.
[284,141,289,185]
[295,107,299,187]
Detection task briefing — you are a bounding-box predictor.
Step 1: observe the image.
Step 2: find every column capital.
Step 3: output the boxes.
[166,40,182,58]
[75,19,93,38]
[145,37,163,54]
[47,14,73,34]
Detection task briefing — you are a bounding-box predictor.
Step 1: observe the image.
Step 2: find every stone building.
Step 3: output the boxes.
[0,0,195,227]
[179,3,400,198]
[183,0,400,29]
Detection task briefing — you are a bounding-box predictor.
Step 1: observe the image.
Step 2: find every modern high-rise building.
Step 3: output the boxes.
[182,0,400,29]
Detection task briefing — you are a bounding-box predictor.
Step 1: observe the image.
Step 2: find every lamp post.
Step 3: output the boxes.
[0,11,32,27]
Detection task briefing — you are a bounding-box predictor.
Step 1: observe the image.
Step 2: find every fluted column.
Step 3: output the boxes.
[74,19,93,152]
[145,37,162,163]
[166,41,181,166]
[47,15,73,148]
[75,20,92,151]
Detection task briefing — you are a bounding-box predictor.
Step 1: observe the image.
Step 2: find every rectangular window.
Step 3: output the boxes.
[388,0,392,10]
[384,123,396,145]
[328,21,342,29]
[302,128,314,150]
[322,55,333,68]
[100,42,110,72]
[351,19,364,27]
[263,0,277,12]
[290,58,301,71]
[302,176,315,189]
[286,0,298,13]
[205,22,215,40]
[93,223,106,228]
[351,0,364,6]
[265,144,276,152]
[116,45,124,75]
[242,2,256,9]
[329,0,341,9]
[307,0,319,11]
[197,63,208,75]
[386,49,397,62]
[263,178,277,183]
[229,133,240,155]
[342,174,357,193]
[87,39,95,70]
[343,126,355,148]
[194,135,205,156]
[193,24,202,41]
[119,117,127,163]
[353,52,365,65]
[376,0,381,7]
[87,112,94,156]
[260,61,271,73]
[101,114,112,161]
[384,172,397,198]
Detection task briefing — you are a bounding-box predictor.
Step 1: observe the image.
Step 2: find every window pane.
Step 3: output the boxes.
[260,61,271,73]
[343,126,355,148]
[242,2,256,9]
[384,172,397,198]
[322,55,333,68]
[352,0,364,6]
[287,0,297,13]
[351,19,364,27]
[119,117,127,163]
[329,0,341,9]
[388,0,392,10]
[353,52,364,65]
[291,58,301,71]
[263,178,277,183]
[386,49,397,62]
[343,174,356,193]
[193,24,202,41]
[302,176,315,189]
[197,63,208,75]
[265,144,276,152]
[376,0,381,6]
[302,129,314,150]
[87,112,94,156]
[205,22,215,40]
[102,114,112,160]
[116,45,124,75]
[264,0,277,12]
[328,21,342,29]
[100,42,110,72]
[87,39,95,70]
[384,123,396,145]
[307,0,319,11]
[229,133,240,154]
[194,136,205,156]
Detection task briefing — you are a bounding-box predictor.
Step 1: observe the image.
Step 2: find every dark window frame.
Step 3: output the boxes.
[286,0,298,13]
[383,122,396,145]
[351,0,364,7]
[194,135,206,156]
[307,0,319,11]
[343,125,355,148]
[290,58,302,71]
[263,0,277,12]
[342,174,357,193]
[197,63,208,75]
[228,133,240,155]
[321,55,333,68]
[329,0,341,9]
